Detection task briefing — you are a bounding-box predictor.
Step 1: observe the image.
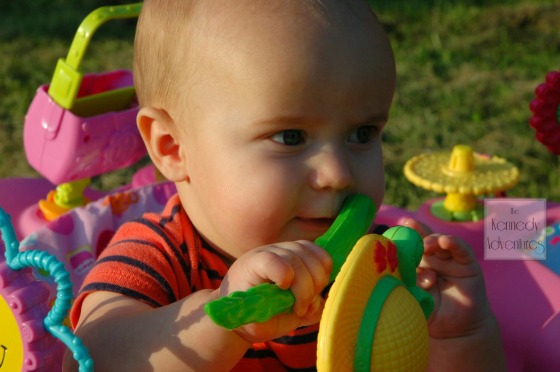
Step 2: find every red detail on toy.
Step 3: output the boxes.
[373,241,387,273]
[529,69,560,155]
[386,241,398,273]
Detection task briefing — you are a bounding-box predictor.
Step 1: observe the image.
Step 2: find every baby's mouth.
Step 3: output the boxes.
[296,217,336,232]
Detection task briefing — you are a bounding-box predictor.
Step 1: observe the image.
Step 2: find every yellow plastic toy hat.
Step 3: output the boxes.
[404,144,519,219]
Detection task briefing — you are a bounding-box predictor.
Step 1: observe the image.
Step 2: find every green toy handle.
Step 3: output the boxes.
[204,194,377,330]
[381,225,434,318]
[48,3,143,109]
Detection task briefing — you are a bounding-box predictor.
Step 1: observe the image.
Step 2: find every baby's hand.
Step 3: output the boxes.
[217,241,332,343]
[399,218,506,370]
[398,218,493,339]
[418,234,493,339]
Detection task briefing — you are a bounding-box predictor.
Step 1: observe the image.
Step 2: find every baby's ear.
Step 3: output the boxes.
[136,107,189,182]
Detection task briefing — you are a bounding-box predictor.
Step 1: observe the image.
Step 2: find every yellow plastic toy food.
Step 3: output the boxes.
[404,144,519,221]
[317,226,433,371]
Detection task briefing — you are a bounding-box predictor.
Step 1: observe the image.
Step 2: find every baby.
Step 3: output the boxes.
[65,0,505,371]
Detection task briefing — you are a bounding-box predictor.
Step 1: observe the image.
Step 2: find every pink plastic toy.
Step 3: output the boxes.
[0,182,176,371]
[24,3,145,186]
[5,3,152,240]
[1,207,94,371]
[24,71,144,185]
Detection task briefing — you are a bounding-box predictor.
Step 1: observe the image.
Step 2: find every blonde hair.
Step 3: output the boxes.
[133,0,372,114]
[133,0,199,113]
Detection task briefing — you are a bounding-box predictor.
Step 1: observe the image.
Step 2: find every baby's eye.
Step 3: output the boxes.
[348,126,376,144]
[270,130,306,146]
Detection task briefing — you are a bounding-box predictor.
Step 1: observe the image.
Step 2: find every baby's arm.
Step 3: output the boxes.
[399,218,506,371]
[65,289,248,371]
[64,240,331,371]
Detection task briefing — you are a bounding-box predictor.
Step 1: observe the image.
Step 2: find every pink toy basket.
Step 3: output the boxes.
[24,3,145,185]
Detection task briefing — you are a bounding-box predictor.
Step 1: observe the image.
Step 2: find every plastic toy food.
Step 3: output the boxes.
[0,208,93,372]
[317,226,432,372]
[404,144,519,221]
[529,69,560,155]
[16,2,147,235]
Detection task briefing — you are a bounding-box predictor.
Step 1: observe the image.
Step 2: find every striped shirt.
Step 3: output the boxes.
[71,194,317,371]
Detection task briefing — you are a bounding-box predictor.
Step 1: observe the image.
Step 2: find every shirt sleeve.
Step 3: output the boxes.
[70,197,191,328]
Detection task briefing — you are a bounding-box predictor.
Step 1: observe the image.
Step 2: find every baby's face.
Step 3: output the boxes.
[174,1,395,260]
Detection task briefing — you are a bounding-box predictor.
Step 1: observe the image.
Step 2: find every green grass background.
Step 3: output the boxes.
[1,0,558,211]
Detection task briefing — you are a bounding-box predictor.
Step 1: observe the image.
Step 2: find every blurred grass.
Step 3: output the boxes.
[372,0,560,209]
[0,1,558,210]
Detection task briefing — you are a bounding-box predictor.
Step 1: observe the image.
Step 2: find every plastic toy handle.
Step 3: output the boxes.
[315,194,377,283]
[65,3,142,70]
[0,208,94,372]
[382,226,434,318]
[48,3,143,109]
[204,194,377,330]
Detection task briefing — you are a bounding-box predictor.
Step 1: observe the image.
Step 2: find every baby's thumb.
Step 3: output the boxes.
[417,269,437,290]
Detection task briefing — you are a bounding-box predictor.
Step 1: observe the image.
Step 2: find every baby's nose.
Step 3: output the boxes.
[310,148,354,191]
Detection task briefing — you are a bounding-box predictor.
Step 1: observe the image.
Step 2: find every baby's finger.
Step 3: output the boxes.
[435,235,475,265]
[299,296,325,326]
[397,217,433,238]
[293,241,332,293]
[243,248,296,290]
[253,242,320,316]
[423,234,452,260]
[273,241,330,317]
[416,269,437,289]
[280,252,316,317]
[419,234,479,278]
